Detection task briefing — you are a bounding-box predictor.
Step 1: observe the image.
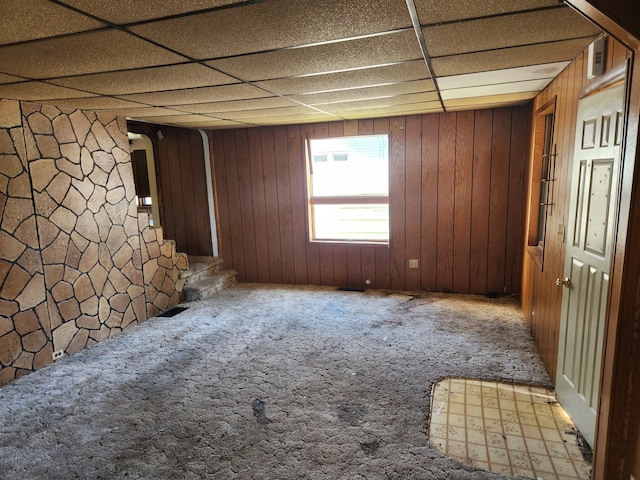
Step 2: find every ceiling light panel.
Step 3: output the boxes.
[129,0,412,59]
[56,0,247,25]
[414,0,559,24]
[0,0,106,45]
[437,62,569,90]
[0,81,96,101]
[444,91,538,109]
[254,61,430,95]
[207,30,421,81]
[431,38,598,77]
[0,30,185,79]
[319,92,440,112]
[339,101,443,119]
[289,79,435,105]
[117,83,272,106]
[423,8,601,57]
[441,78,552,100]
[49,64,239,96]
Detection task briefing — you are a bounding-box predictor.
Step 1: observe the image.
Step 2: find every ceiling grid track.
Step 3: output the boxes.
[0,0,603,128]
[405,0,446,112]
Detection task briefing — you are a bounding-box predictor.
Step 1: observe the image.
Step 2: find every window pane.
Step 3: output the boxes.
[309,135,388,197]
[312,204,389,241]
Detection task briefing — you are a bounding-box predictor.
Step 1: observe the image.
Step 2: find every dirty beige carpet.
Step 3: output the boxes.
[0,284,550,479]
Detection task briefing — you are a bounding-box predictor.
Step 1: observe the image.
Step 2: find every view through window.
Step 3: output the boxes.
[307,134,389,243]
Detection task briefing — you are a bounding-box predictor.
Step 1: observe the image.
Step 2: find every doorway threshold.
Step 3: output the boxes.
[427,378,591,479]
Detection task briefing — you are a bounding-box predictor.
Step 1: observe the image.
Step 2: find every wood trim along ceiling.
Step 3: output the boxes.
[0,0,602,128]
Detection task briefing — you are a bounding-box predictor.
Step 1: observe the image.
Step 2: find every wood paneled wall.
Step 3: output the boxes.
[520,37,630,381]
[209,106,530,295]
[128,123,213,257]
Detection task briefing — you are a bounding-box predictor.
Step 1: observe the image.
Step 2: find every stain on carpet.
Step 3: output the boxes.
[360,440,380,455]
[337,403,367,425]
[252,398,272,424]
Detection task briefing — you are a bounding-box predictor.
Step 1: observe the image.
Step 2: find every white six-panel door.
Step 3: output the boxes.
[556,83,624,448]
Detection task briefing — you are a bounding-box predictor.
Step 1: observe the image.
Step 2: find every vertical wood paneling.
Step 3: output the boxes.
[274,126,295,284]
[469,109,493,294]
[287,124,308,285]
[319,245,334,286]
[421,114,439,291]
[405,115,422,291]
[126,124,214,257]
[248,128,270,283]
[222,130,246,280]
[156,134,175,246]
[212,106,529,295]
[346,247,362,289]
[487,108,512,294]
[261,127,282,283]
[189,131,213,256]
[236,129,257,282]
[361,246,375,287]
[332,246,347,287]
[178,130,199,255]
[437,112,456,292]
[505,105,530,294]
[166,131,188,252]
[453,111,474,293]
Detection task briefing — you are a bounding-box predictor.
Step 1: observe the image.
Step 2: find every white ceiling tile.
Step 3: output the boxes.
[440,78,552,100]
[437,62,570,90]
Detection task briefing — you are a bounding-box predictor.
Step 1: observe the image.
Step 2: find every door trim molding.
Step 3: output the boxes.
[594,53,640,480]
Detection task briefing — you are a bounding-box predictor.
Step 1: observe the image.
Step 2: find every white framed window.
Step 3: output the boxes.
[306,134,389,243]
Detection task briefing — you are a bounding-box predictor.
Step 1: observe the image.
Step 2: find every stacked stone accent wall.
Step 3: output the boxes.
[0,99,188,386]
[139,213,188,318]
[0,100,52,384]
[22,102,147,362]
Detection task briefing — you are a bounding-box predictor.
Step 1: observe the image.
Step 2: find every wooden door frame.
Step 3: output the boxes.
[565,1,640,478]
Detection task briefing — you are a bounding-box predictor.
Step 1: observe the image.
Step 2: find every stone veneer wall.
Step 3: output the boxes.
[0,99,187,386]
[0,99,52,384]
[139,212,187,318]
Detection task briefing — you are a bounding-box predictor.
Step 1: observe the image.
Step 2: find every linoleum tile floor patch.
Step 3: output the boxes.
[429,378,591,479]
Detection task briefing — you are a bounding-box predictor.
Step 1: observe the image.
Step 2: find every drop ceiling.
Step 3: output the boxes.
[0,0,601,129]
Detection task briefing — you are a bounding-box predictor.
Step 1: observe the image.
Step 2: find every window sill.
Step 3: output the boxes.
[527,245,544,271]
[309,239,389,247]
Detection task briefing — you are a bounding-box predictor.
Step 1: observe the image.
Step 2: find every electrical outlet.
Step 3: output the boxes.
[365,279,371,285]
[52,350,64,360]
[409,259,419,269]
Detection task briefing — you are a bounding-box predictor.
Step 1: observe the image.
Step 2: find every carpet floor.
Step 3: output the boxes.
[0,284,551,479]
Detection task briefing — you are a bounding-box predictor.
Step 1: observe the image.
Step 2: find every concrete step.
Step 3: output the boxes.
[183,270,237,302]
[180,256,225,283]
